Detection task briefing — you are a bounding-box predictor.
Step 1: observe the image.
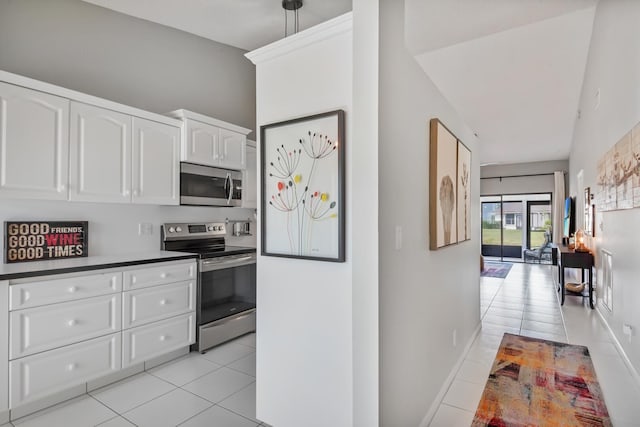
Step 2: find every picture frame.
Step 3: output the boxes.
[457,140,472,242]
[260,110,345,262]
[584,187,593,235]
[4,221,88,263]
[429,118,459,249]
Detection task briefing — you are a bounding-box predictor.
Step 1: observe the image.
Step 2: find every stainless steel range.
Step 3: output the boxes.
[161,222,256,352]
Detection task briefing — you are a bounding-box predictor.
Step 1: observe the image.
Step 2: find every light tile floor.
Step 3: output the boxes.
[430,262,640,427]
[6,263,640,427]
[6,333,266,427]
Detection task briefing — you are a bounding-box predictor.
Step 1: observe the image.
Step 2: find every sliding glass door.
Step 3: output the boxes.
[481,193,551,262]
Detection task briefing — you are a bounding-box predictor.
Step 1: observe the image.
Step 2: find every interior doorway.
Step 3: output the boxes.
[481,193,552,262]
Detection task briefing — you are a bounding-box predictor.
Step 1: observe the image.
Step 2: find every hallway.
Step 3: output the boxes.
[429,262,640,426]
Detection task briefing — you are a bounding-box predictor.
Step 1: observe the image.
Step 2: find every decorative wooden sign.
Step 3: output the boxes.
[4,221,89,263]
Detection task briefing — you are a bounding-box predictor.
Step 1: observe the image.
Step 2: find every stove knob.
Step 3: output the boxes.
[208,226,214,231]
[168,227,175,233]
[176,227,182,232]
[220,226,225,232]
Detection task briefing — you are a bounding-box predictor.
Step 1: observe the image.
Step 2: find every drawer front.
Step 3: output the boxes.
[10,294,121,359]
[123,280,195,329]
[123,261,196,290]
[122,313,195,368]
[10,272,122,310]
[10,333,121,406]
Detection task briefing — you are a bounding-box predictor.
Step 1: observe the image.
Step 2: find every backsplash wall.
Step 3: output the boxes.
[0,200,256,257]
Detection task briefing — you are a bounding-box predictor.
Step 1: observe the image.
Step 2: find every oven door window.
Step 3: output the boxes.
[200,263,256,324]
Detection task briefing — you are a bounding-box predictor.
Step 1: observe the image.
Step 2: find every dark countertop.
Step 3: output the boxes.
[0,251,199,281]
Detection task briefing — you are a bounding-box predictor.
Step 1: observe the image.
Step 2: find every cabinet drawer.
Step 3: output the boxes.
[123,280,195,329]
[122,313,195,368]
[10,333,121,406]
[10,294,121,359]
[10,272,122,310]
[123,261,196,290]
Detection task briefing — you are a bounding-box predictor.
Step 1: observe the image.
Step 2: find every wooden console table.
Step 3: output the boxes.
[553,246,595,309]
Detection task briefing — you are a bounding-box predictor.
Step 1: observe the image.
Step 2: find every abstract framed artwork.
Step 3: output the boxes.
[260,110,345,262]
[457,141,472,242]
[429,118,458,249]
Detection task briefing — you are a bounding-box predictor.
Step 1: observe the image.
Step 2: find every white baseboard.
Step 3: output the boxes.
[0,408,9,424]
[596,306,640,389]
[10,384,86,421]
[419,322,482,427]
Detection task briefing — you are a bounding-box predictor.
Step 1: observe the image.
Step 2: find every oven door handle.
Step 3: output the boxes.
[200,256,256,272]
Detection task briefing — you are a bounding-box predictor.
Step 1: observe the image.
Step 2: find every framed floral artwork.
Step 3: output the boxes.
[260,110,345,262]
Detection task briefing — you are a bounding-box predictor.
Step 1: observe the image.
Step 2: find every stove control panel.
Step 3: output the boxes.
[162,222,226,240]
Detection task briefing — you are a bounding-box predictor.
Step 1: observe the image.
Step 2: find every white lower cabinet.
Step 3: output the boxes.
[9,272,122,310]
[10,294,121,359]
[4,259,197,412]
[123,280,195,329]
[123,260,196,291]
[9,333,121,406]
[122,313,195,368]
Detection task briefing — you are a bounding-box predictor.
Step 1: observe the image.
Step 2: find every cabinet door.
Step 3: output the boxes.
[219,128,246,170]
[1,281,8,415]
[123,280,195,329]
[9,333,121,406]
[183,119,219,166]
[122,313,195,367]
[69,102,131,203]
[242,143,257,208]
[0,82,69,200]
[10,293,121,359]
[132,117,180,205]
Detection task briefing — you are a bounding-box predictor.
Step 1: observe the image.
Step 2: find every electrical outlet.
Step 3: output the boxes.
[453,329,457,347]
[138,223,153,236]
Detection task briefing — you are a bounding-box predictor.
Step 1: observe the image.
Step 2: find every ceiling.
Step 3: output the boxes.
[82,0,352,51]
[83,0,595,167]
[406,0,597,166]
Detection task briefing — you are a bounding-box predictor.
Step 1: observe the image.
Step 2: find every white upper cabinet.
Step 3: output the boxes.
[132,117,180,205]
[168,109,251,170]
[0,82,69,200]
[185,119,220,166]
[69,102,132,203]
[0,71,183,206]
[219,127,246,170]
[242,141,257,209]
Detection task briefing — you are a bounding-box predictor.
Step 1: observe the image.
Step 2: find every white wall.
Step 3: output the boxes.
[481,160,569,196]
[351,1,380,426]
[569,0,640,375]
[0,201,256,255]
[0,0,256,138]
[248,15,359,427]
[378,1,481,425]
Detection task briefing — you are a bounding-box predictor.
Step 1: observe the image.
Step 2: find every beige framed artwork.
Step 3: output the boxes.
[429,118,458,250]
[457,140,471,242]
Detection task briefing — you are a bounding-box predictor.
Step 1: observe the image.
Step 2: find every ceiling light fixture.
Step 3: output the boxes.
[283,0,303,37]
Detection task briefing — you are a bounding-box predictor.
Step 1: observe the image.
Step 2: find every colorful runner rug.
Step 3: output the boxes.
[481,262,513,279]
[472,333,612,426]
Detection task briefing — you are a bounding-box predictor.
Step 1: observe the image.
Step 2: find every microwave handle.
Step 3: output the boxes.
[227,174,235,205]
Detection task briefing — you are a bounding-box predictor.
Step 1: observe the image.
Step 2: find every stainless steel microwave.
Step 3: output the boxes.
[180,162,242,207]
